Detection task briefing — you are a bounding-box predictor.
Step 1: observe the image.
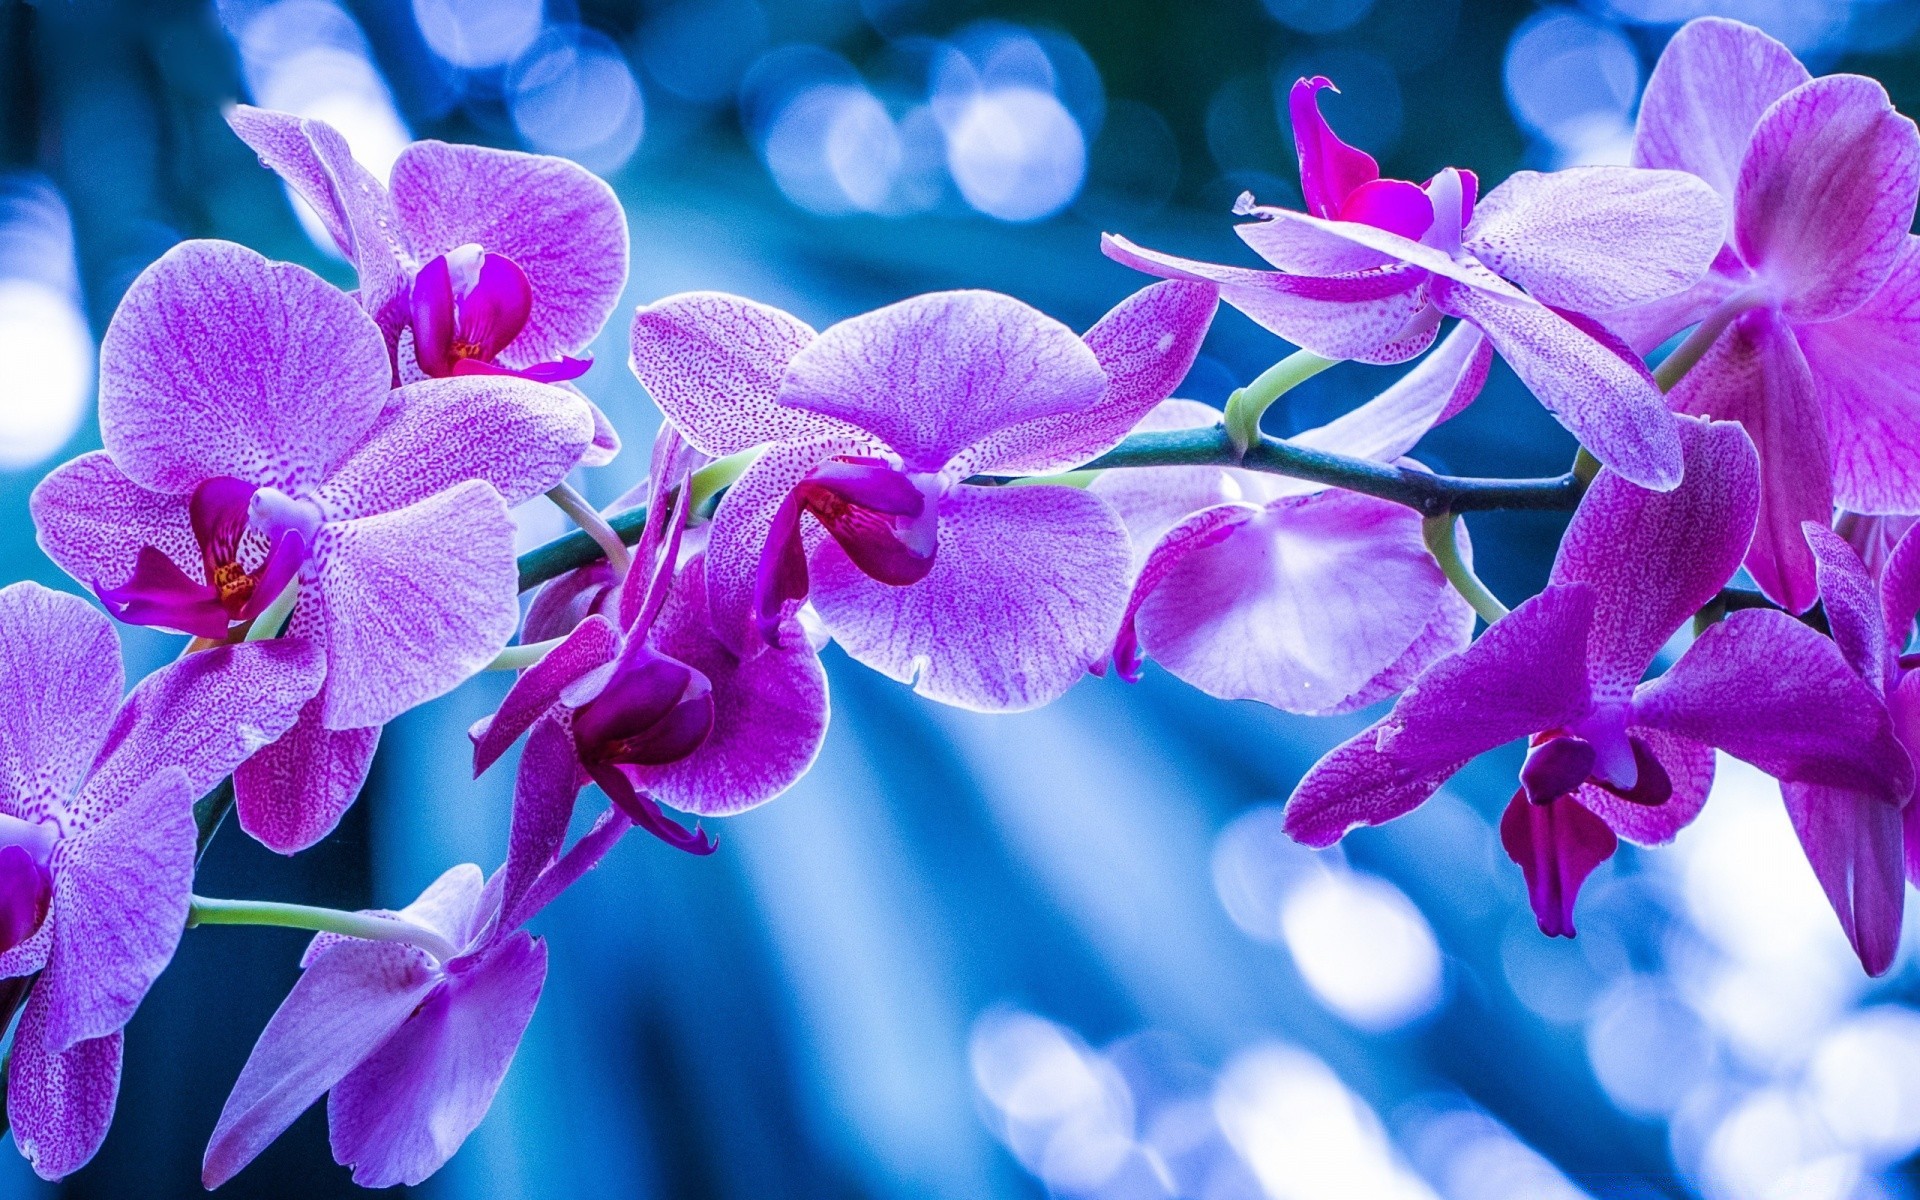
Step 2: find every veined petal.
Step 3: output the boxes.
[315,376,594,520]
[1805,523,1890,690]
[31,453,200,607]
[1283,584,1597,847]
[963,280,1217,475]
[7,1001,121,1182]
[471,615,621,776]
[1238,204,1530,299]
[1463,167,1726,313]
[780,291,1106,473]
[1436,277,1685,489]
[1576,726,1716,846]
[1112,502,1255,683]
[99,241,390,494]
[1784,781,1906,976]
[629,292,854,457]
[0,584,122,817]
[38,767,195,1052]
[1137,491,1450,714]
[500,714,582,930]
[312,481,520,730]
[234,699,381,855]
[1101,234,1435,365]
[1800,237,1920,515]
[1737,74,1920,323]
[391,141,627,368]
[1669,307,1830,612]
[1634,608,1913,796]
[202,938,439,1189]
[1549,416,1759,701]
[812,484,1130,712]
[328,933,547,1189]
[1883,523,1920,655]
[1292,322,1491,460]
[1634,17,1810,202]
[624,555,828,816]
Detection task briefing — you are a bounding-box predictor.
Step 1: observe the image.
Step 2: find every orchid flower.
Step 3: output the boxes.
[31,240,594,854]
[629,281,1217,711]
[202,799,632,1188]
[1606,17,1920,613]
[1285,417,1912,936]
[469,430,828,851]
[226,105,628,463]
[1778,523,1920,974]
[0,583,320,1178]
[1093,322,1489,711]
[1103,75,1727,490]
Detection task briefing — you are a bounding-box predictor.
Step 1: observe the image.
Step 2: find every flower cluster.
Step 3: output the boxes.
[4,15,1919,1189]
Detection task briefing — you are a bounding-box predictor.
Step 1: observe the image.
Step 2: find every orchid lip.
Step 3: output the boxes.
[0,815,57,957]
[409,243,585,382]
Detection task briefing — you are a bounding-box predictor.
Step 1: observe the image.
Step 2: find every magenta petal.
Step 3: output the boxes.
[0,585,122,814]
[1633,18,1811,202]
[391,140,627,370]
[234,699,381,855]
[1101,234,1436,366]
[409,253,457,376]
[1289,76,1380,217]
[328,932,547,1189]
[315,376,594,520]
[500,714,583,930]
[31,452,200,604]
[472,615,621,776]
[522,561,615,645]
[1550,416,1759,699]
[1283,584,1597,847]
[1462,167,1727,313]
[1884,523,1920,654]
[588,765,717,855]
[1433,277,1685,490]
[1784,780,1906,975]
[964,280,1217,475]
[1670,307,1830,612]
[1800,237,1920,515]
[1805,523,1890,690]
[1577,726,1716,846]
[1521,736,1598,804]
[0,846,51,957]
[95,546,228,639]
[99,241,390,494]
[7,997,121,1182]
[1136,491,1451,714]
[813,484,1131,712]
[39,767,195,1052]
[458,252,535,363]
[781,291,1106,473]
[203,938,438,1189]
[625,555,828,816]
[1500,792,1617,938]
[312,480,520,730]
[1737,74,1920,323]
[1337,179,1434,240]
[1635,608,1912,797]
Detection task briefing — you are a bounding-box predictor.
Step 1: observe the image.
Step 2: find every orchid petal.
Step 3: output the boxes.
[471,615,621,776]
[1576,726,1716,846]
[1669,307,1829,612]
[99,240,390,494]
[1500,792,1617,938]
[1784,781,1906,976]
[500,714,582,929]
[1292,322,1491,460]
[1883,523,1920,655]
[1289,76,1381,218]
[1800,237,1920,515]
[1284,584,1597,847]
[312,480,520,730]
[812,484,1130,712]
[0,585,122,815]
[1805,522,1890,690]
[1633,17,1810,202]
[31,453,200,604]
[234,699,381,855]
[1737,74,1920,323]
[7,999,120,1182]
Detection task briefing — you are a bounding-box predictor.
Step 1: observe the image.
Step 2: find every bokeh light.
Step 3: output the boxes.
[508,26,645,174]
[412,0,544,71]
[1503,9,1639,166]
[1280,870,1443,1031]
[0,176,92,471]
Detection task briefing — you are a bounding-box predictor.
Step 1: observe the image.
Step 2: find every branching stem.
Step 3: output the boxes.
[1223,349,1338,454]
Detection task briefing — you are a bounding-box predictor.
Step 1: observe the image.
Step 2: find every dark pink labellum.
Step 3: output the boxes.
[1521,733,1597,804]
[1288,75,1437,240]
[751,457,937,646]
[0,816,58,956]
[97,476,316,640]
[586,763,717,856]
[410,244,592,383]
[1589,736,1674,807]
[572,644,715,768]
[1500,791,1617,938]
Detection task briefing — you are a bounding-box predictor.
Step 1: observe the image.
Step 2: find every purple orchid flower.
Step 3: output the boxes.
[203,790,633,1187]
[469,430,829,852]
[0,582,321,1178]
[1604,18,1920,614]
[1102,75,1727,490]
[31,240,594,855]
[629,281,1217,712]
[1285,417,1912,937]
[225,105,627,462]
[1092,321,1490,711]
[1779,522,1920,974]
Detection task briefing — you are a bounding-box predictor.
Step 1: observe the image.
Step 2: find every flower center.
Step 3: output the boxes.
[95,477,320,641]
[408,244,590,385]
[0,814,58,956]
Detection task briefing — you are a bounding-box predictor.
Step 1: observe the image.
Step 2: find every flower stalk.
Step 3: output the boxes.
[546,482,632,580]
[188,895,461,964]
[1422,512,1510,624]
[1223,349,1339,455]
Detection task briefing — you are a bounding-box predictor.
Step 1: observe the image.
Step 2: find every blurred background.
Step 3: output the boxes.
[4,0,1920,1195]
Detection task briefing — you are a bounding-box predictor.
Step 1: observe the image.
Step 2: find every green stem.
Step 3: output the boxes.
[547,482,632,580]
[487,636,564,672]
[1652,298,1753,394]
[687,448,763,520]
[244,576,299,642]
[517,503,651,593]
[1223,349,1339,454]
[188,895,460,963]
[1422,513,1509,624]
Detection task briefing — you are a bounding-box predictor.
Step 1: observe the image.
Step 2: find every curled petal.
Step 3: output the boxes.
[1289,76,1382,219]
[1784,780,1906,976]
[1500,792,1617,938]
[1576,726,1715,846]
[471,615,621,776]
